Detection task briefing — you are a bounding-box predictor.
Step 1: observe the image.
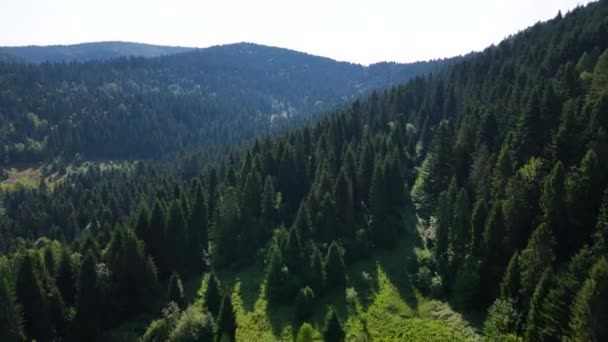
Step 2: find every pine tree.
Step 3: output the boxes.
[451,188,471,265]
[168,272,185,307]
[260,176,278,237]
[188,180,209,273]
[325,242,347,291]
[166,201,188,274]
[540,162,567,255]
[307,245,325,296]
[56,248,76,307]
[147,199,168,273]
[212,187,241,267]
[524,267,552,341]
[568,258,608,342]
[265,243,285,305]
[334,168,355,240]
[0,271,25,342]
[323,308,345,342]
[72,251,101,341]
[217,295,237,342]
[15,252,53,341]
[204,272,222,317]
[541,247,597,340]
[295,322,315,342]
[470,199,488,256]
[133,202,150,240]
[500,252,521,301]
[519,223,555,306]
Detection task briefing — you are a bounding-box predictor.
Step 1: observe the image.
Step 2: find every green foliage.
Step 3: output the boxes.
[568,258,608,341]
[0,270,25,342]
[483,298,521,340]
[295,322,315,342]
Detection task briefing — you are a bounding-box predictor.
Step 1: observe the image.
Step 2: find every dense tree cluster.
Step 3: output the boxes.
[0,43,452,163]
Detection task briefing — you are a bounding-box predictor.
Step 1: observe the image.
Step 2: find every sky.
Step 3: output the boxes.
[0,0,596,65]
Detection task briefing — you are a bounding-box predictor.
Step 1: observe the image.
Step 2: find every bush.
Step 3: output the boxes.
[168,307,215,342]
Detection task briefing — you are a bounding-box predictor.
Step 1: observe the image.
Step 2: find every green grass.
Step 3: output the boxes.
[186,232,482,341]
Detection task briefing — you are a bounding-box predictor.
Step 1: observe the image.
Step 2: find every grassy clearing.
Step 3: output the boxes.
[191,232,482,341]
[1,167,42,191]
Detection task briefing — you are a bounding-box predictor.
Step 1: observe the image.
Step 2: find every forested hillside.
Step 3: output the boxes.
[0,42,452,163]
[1,1,608,341]
[0,41,193,63]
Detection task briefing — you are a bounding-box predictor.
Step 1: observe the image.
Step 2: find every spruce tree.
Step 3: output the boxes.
[0,272,25,342]
[72,251,101,341]
[188,180,209,273]
[295,322,315,342]
[524,267,552,341]
[519,223,555,306]
[15,252,53,341]
[325,242,347,291]
[323,308,345,342]
[295,286,315,322]
[56,248,76,307]
[308,245,325,296]
[265,243,285,305]
[568,257,608,341]
[204,272,222,317]
[217,295,237,342]
[500,251,521,301]
[168,272,185,307]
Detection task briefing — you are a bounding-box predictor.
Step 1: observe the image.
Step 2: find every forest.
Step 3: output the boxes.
[0,42,452,163]
[1,1,608,341]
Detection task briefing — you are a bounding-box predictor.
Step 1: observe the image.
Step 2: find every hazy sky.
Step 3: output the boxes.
[0,0,595,64]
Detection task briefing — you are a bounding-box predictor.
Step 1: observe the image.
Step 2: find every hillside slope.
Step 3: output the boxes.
[0,41,193,63]
[0,42,453,163]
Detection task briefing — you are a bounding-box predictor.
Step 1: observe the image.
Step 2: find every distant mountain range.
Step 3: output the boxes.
[0,41,194,63]
[0,42,457,162]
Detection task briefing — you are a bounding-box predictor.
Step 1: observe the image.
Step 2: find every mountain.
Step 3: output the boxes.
[0,42,454,163]
[0,41,193,63]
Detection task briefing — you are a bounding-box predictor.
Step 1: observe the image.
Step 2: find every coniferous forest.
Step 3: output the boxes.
[1,1,608,341]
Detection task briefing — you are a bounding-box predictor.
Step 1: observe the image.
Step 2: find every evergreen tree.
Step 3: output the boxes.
[334,168,355,240]
[295,322,315,342]
[524,267,552,341]
[217,295,237,342]
[188,180,209,273]
[265,243,285,305]
[166,201,188,274]
[541,247,597,340]
[307,245,325,296]
[295,286,315,322]
[500,251,521,301]
[167,272,185,307]
[0,272,25,342]
[325,242,347,291]
[568,258,608,342]
[56,248,76,307]
[72,251,101,341]
[147,199,168,273]
[470,199,488,256]
[519,223,555,306]
[15,252,53,341]
[323,308,345,342]
[204,272,222,317]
